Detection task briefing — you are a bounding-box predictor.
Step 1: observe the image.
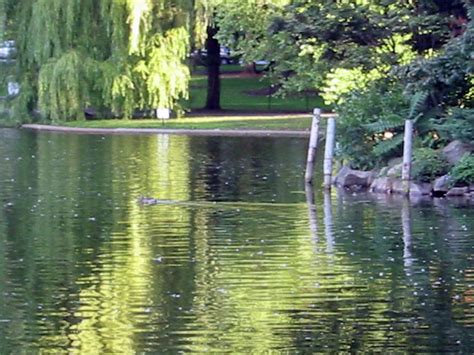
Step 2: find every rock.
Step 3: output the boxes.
[388,157,403,168]
[392,179,432,196]
[433,175,452,194]
[334,166,351,185]
[469,184,474,192]
[446,187,469,196]
[409,182,432,197]
[391,179,404,194]
[442,140,473,166]
[387,163,403,178]
[334,166,375,189]
[377,166,389,177]
[370,177,394,193]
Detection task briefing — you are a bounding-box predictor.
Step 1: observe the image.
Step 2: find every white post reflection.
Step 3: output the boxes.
[323,190,335,254]
[401,198,414,272]
[305,182,318,244]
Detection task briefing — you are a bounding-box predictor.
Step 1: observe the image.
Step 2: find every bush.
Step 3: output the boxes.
[411,148,449,183]
[336,78,408,170]
[435,108,474,145]
[450,154,474,186]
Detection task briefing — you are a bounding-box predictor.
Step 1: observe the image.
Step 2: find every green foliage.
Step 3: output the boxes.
[321,67,384,105]
[216,0,457,101]
[435,108,474,145]
[337,80,408,170]
[335,79,408,170]
[38,50,96,121]
[372,133,405,158]
[4,0,205,121]
[450,153,474,186]
[335,73,444,170]
[397,6,474,110]
[411,148,450,183]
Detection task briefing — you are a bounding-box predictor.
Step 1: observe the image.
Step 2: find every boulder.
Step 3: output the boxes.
[387,163,403,178]
[377,166,389,177]
[446,187,469,196]
[409,182,433,197]
[388,157,403,168]
[391,179,404,194]
[433,175,452,194]
[370,177,394,193]
[442,140,473,166]
[334,166,375,189]
[392,180,432,196]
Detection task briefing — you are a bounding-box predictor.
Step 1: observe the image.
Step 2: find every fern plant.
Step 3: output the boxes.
[364,91,436,160]
[337,77,443,170]
[450,154,474,186]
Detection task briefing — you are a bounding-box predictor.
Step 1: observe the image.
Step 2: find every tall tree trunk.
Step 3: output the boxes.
[205,25,221,110]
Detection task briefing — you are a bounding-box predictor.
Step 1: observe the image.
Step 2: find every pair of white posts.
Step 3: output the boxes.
[304,108,335,189]
[305,108,413,195]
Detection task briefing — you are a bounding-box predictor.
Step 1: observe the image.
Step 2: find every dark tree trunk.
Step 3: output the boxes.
[205,26,221,110]
[243,62,257,74]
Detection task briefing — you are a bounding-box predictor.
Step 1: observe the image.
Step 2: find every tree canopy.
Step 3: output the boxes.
[1,0,210,121]
[1,0,472,127]
[216,0,470,102]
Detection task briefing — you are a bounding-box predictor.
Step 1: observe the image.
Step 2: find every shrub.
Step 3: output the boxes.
[336,78,408,170]
[435,108,474,145]
[335,73,444,171]
[411,148,449,183]
[450,154,474,186]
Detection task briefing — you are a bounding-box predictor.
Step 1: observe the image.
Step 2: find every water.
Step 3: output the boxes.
[0,128,473,353]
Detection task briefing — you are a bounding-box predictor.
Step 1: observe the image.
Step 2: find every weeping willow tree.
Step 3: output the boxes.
[2,0,209,121]
[0,1,5,41]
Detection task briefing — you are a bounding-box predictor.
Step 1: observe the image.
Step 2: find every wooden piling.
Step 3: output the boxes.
[402,119,414,195]
[323,116,336,189]
[304,108,321,184]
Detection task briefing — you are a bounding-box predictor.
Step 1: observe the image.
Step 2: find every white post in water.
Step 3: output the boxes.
[323,116,336,189]
[305,108,321,184]
[402,119,414,195]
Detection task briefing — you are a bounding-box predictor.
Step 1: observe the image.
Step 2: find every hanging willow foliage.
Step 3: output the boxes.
[4,0,207,121]
[0,1,5,41]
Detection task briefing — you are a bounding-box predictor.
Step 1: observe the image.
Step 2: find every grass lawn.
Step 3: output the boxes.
[187,73,325,113]
[60,114,314,131]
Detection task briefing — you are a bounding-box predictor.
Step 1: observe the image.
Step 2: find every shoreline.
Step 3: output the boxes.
[20,124,310,138]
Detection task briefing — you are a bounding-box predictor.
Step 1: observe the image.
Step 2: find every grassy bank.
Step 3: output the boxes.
[6,64,328,131]
[60,114,313,131]
[50,66,326,131]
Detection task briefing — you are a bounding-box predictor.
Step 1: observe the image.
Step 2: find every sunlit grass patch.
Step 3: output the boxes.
[60,114,313,131]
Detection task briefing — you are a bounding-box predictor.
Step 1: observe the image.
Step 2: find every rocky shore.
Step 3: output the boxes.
[334,140,474,199]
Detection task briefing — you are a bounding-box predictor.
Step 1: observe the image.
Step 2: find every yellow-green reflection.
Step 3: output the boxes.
[66,135,192,353]
[0,130,473,353]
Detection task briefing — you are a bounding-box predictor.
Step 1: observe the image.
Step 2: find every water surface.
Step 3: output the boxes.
[0,129,473,353]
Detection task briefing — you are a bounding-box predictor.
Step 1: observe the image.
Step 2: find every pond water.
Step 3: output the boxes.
[0,128,473,353]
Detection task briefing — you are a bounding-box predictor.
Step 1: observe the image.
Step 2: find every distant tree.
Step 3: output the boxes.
[204,24,221,110]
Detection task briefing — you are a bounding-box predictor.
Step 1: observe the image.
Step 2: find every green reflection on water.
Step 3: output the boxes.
[0,129,473,353]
